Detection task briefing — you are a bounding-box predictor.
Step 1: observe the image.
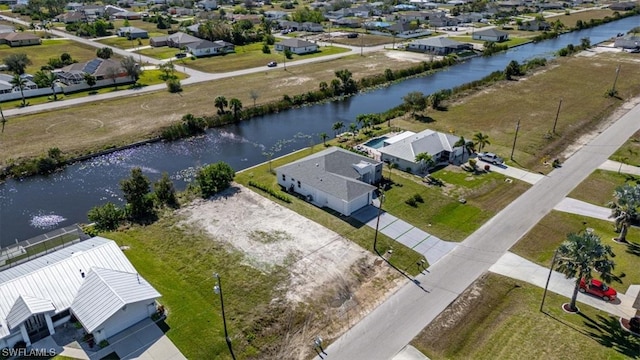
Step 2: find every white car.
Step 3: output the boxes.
[478,152,504,165]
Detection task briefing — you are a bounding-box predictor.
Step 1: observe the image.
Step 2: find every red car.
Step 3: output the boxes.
[579,278,617,301]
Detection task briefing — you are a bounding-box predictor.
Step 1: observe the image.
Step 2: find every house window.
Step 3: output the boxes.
[297,181,301,188]
[282,174,286,181]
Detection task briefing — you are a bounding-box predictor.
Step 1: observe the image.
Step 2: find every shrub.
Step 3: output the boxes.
[248,180,292,203]
[413,193,424,203]
[98,340,109,348]
[197,162,235,197]
[166,78,182,93]
[405,197,418,207]
[87,202,124,231]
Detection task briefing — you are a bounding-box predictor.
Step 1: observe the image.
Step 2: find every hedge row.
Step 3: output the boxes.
[248,180,292,203]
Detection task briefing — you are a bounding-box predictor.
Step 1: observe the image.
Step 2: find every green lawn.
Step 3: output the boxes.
[611,130,640,166]
[136,46,179,60]
[185,43,350,73]
[448,35,531,47]
[96,32,166,50]
[0,39,117,74]
[568,169,638,207]
[411,273,640,359]
[511,210,640,293]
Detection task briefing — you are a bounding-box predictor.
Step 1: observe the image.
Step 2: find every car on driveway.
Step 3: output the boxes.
[579,278,617,301]
[267,61,277,67]
[478,152,504,165]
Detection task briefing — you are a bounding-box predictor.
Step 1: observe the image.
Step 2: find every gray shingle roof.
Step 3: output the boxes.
[411,37,465,48]
[277,38,316,48]
[276,147,379,201]
[378,129,460,161]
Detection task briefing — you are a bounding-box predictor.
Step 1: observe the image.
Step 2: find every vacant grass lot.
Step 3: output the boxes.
[568,169,637,206]
[330,34,397,47]
[511,210,640,293]
[136,45,179,59]
[548,8,619,28]
[0,39,121,74]
[0,51,422,164]
[186,43,351,73]
[235,146,426,274]
[411,273,640,359]
[393,52,640,173]
[96,32,166,49]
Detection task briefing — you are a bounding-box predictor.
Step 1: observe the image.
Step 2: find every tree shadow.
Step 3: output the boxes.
[413,114,436,123]
[626,241,640,257]
[580,313,640,359]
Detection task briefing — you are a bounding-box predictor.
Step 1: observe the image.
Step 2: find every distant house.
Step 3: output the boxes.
[378,130,464,174]
[56,58,128,85]
[169,7,194,16]
[429,14,459,27]
[280,20,301,31]
[0,73,37,94]
[112,11,143,20]
[409,0,439,9]
[54,11,85,24]
[264,10,287,19]
[407,37,473,55]
[197,0,218,10]
[614,34,640,50]
[518,20,550,31]
[150,32,201,47]
[332,18,361,28]
[276,147,383,216]
[104,4,127,17]
[117,26,148,39]
[302,22,324,32]
[472,28,509,42]
[0,237,161,349]
[186,40,234,57]
[275,38,318,54]
[609,1,637,11]
[0,32,41,47]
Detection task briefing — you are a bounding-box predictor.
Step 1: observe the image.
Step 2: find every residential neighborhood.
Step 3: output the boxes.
[0,0,640,359]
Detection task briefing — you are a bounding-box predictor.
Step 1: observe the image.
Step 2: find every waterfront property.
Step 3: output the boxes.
[378,130,464,174]
[0,237,161,349]
[407,37,474,55]
[472,28,509,42]
[276,147,383,216]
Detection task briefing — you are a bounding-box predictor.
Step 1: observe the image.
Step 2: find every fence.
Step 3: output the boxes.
[0,224,90,270]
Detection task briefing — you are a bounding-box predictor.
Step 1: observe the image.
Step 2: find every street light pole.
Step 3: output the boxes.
[213,273,236,360]
[612,64,621,93]
[373,192,385,255]
[540,248,559,312]
[510,119,521,161]
[552,98,562,134]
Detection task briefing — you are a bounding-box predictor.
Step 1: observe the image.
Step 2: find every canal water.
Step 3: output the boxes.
[1,16,638,246]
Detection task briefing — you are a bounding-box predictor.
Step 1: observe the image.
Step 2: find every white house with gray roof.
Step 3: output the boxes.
[276,147,383,216]
[472,28,509,42]
[0,237,160,349]
[275,38,319,54]
[378,130,463,174]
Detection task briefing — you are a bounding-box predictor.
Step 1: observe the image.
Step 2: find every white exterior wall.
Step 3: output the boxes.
[381,153,420,174]
[0,77,130,102]
[91,300,155,343]
[275,44,318,54]
[190,47,220,57]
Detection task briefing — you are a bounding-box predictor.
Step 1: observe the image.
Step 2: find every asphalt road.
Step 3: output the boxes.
[325,101,640,359]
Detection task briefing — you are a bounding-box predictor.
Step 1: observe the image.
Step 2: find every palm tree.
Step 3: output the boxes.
[214,96,228,115]
[0,105,7,133]
[387,162,398,183]
[608,183,640,243]
[10,74,28,107]
[556,231,616,312]
[319,132,328,146]
[35,70,59,101]
[332,121,344,137]
[454,136,469,162]
[349,122,357,136]
[473,132,490,153]
[229,98,242,120]
[415,152,434,174]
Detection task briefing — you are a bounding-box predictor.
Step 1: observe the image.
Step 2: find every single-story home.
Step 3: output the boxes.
[276,147,383,216]
[0,73,37,94]
[429,14,459,27]
[332,18,361,28]
[0,32,41,47]
[614,35,640,50]
[57,58,128,85]
[116,26,148,39]
[407,37,473,55]
[264,10,287,19]
[472,28,509,42]
[378,130,464,174]
[0,237,161,349]
[186,39,234,57]
[198,0,218,10]
[609,1,637,11]
[112,11,143,20]
[275,38,319,54]
[518,20,551,31]
[54,11,85,24]
[302,22,323,32]
[150,31,201,48]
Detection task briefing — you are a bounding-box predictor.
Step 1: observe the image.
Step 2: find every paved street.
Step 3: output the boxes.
[325,100,640,359]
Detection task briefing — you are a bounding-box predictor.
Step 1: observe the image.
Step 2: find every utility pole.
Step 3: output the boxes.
[213,273,236,360]
[510,119,520,161]
[540,249,559,312]
[552,98,562,134]
[373,192,385,255]
[612,64,621,93]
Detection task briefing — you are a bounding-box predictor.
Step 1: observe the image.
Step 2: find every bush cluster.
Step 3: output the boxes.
[248,180,292,203]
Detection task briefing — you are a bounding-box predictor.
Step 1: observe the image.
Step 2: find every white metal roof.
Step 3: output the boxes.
[71,267,160,333]
[384,131,416,145]
[378,129,460,162]
[6,295,55,330]
[0,237,139,339]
